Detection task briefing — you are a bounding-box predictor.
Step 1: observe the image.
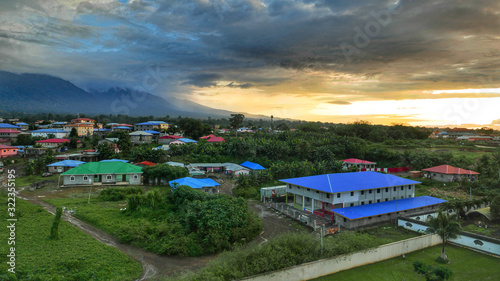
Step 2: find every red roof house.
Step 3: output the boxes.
[422,165,479,182]
[207,136,225,142]
[35,139,81,148]
[200,134,217,140]
[341,158,377,170]
[137,161,157,167]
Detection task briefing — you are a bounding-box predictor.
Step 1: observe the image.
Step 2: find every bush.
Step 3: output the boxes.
[98,187,143,201]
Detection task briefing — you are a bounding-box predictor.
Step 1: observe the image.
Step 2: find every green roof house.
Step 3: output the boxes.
[61,162,143,186]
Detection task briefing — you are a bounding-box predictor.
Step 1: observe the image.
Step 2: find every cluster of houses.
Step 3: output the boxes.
[0,118,230,158]
[430,128,498,144]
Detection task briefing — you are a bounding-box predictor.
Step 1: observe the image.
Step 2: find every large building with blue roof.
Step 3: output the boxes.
[333,196,446,229]
[169,177,220,194]
[279,171,422,218]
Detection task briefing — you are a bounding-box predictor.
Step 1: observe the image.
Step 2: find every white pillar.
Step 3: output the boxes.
[312,197,315,212]
[302,195,305,210]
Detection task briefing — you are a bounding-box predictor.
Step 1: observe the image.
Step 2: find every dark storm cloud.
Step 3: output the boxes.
[182,73,223,87]
[0,0,498,96]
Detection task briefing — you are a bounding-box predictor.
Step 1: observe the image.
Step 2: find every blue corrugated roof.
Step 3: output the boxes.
[179,138,197,143]
[280,171,421,193]
[47,160,86,167]
[144,130,161,134]
[0,123,21,129]
[100,159,129,163]
[94,128,111,131]
[169,177,220,189]
[16,122,28,126]
[240,161,265,170]
[333,196,446,220]
[31,129,67,133]
[114,126,132,129]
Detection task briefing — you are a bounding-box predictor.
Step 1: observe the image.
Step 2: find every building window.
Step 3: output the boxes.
[401,196,404,199]
[408,186,412,190]
[385,188,388,192]
[361,202,365,205]
[316,191,319,193]
[393,187,396,191]
[361,190,365,195]
[70,176,75,181]
[307,188,310,191]
[106,175,112,180]
[369,190,372,194]
[368,217,372,220]
[337,193,341,198]
[401,186,404,190]
[350,192,354,196]
[289,186,292,189]
[134,175,138,179]
[343,218,346,223]
[377,199,380,203]
[83,176,88,181]
[385,198,388,202]
[377,189,380,193]
[326,194,330,198]
[393,197,396,200]
[350,203,354,207]
[369,200,372,204]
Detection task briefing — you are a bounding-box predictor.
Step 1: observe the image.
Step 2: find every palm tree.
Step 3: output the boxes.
[426,211,462,261]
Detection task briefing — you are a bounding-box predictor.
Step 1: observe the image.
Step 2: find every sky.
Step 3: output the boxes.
[0,0,499,126]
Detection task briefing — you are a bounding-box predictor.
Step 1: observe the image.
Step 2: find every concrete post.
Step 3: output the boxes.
[314,220,317,230]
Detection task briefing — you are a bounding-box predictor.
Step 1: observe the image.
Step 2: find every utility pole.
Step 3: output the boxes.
[320,224,324,258]
[87,177,93,204]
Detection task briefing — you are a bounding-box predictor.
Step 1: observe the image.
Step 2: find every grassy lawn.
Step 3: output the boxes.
[0,195,142,281]
[15,174,59,187]
[359,225,420,243]
[312,244,500,281]
[44,197,132,243]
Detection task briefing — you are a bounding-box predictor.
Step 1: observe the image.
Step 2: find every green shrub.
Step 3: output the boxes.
[98,187,143,201]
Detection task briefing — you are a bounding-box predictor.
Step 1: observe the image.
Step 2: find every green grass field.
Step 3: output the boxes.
[0,195,142,281]
[312,244,500,281]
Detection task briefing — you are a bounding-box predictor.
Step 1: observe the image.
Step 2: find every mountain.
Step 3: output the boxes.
[0,71,242,118]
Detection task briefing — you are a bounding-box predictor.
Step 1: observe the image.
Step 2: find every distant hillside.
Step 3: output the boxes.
[0,71,249,118]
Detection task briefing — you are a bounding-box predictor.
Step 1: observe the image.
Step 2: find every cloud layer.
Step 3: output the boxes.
[0,0,499,124]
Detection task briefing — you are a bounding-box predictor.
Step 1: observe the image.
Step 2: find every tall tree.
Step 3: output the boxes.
[229,114,245,136]
[426,211,462,261]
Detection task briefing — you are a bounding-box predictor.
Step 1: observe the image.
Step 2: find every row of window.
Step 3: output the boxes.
[69,175,139,181]
[289,185,413,199]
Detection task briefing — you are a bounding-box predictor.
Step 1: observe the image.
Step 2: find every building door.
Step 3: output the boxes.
[98,175,102,182]
[122,175,126,182]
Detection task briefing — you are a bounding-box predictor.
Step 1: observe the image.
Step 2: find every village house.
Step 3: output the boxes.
[98,138,120,153]
[35,139,82,150]
[148,121,169,130]
[169,177,220,194]
[129,131,153,144]
[71,118,96,124]
[0,144,18,158]
[280,171,420,219]
[158,135,182,144]
[341,158,376,170]
[15,122,29,131]
[31,129,69,139]
[112,126,133,132]
[422,165,479,182]
[0,139,12,146]
[170,138,197,145]
[51,121,67,128]
[240,161,265,171]
[223,163,250,177]
[0,129,21,143]
[61,161,143,186]
[134,122,162,131]
[93,128,112,137]
[46,160,86,173]
[63,124,94,136]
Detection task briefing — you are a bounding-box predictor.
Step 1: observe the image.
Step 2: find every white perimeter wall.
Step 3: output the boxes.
[239,234,442,281]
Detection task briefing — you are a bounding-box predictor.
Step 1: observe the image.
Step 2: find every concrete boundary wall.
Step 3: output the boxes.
[240,234,442,281]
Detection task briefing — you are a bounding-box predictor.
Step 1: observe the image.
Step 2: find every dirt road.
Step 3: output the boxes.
[13,187,214,281]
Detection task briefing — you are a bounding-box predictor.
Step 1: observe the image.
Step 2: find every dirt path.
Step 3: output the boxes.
[14,188,214,280]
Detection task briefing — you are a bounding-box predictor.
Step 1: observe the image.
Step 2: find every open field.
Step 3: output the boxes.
[0,194,141,281]
[312,244,500,281]
[388,144,498,162]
